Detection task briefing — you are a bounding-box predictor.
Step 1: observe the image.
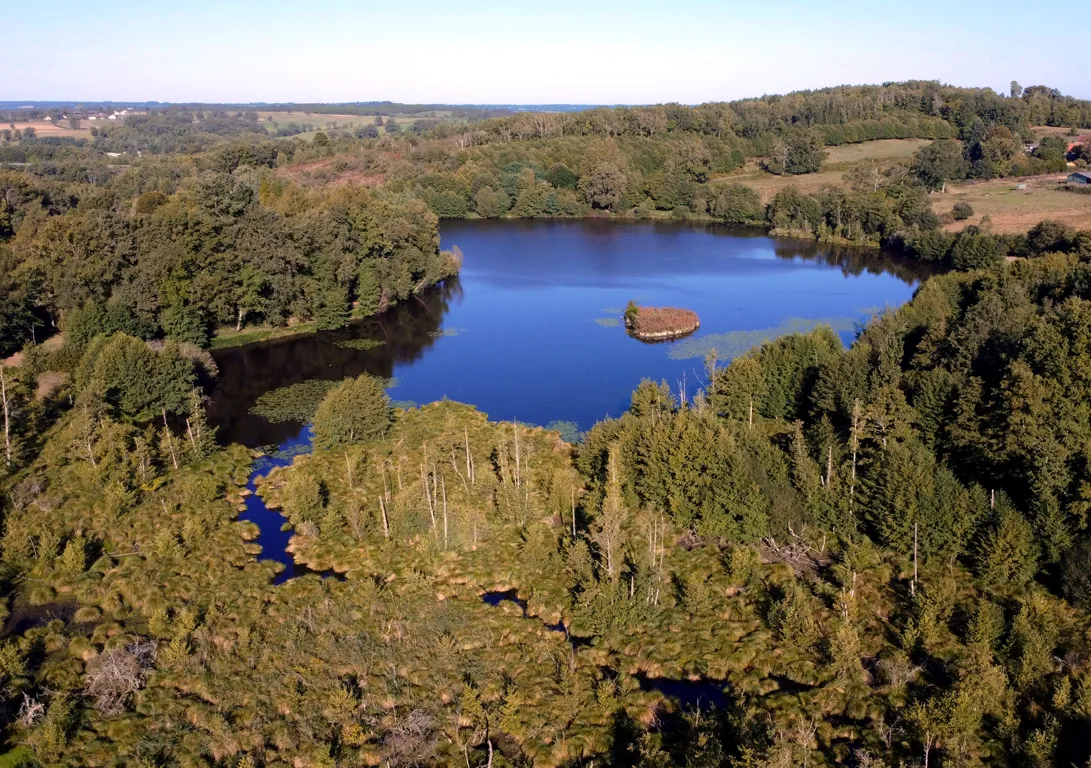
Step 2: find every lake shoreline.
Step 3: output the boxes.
[210,218,904,353]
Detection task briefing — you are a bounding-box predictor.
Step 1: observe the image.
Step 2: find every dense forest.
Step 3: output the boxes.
[2,255,1091,766]
[0,160,461,357]
[4,81,1091,766]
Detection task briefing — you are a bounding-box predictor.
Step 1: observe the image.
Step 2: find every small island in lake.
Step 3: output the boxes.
[623,301,700,340]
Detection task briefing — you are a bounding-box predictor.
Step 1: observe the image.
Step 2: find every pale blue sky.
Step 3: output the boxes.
[1,0,1081,104]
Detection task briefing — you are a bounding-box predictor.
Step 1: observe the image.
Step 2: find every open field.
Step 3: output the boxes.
[716,139,933,202]
[822,138,934,164]
[258,110,457,137]
[933,174,1091,233]
[1032,125,1091,139]
[4,120,92,139]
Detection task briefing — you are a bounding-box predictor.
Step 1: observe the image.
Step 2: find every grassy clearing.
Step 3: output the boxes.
[822,138,933,165]
[715,139,933,202]
[933,174,1091,233]
[210,323,317,349]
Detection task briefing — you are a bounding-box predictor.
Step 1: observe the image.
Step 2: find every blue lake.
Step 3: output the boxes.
[210,219,926,448]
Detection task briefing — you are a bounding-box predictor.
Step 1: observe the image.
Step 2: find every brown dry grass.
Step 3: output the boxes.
[933,174,1091,234]
[35,371,67,401]
[1031,125,1091,139]
[276,158,385,188]
[630,307,700,337]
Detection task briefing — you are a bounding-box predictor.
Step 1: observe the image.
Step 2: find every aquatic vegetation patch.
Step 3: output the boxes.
[250,377,400,423]
[593,317,621,327]
[335,338,386,350]
[265,442,314,462]
[249,380,339,423]
[427,327,467,338]
[390,399,419,411]
[668,315,860,360]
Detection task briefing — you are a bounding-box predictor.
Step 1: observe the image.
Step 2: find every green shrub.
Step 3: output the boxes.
[952,201,974,220]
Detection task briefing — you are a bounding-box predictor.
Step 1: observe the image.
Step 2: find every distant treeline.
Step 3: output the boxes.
[1,101,516,123]
[430,81,1091,144]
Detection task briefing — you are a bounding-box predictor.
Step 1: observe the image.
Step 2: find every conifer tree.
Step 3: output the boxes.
[312,374,392,450]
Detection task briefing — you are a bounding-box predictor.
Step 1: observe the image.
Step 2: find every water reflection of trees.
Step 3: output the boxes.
[770,239,935,284]
[209,278,459,446]
[650,222,933,284]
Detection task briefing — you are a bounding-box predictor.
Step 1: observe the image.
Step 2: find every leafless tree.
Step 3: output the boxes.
[84,640,156,715]
[0,365,12,469]
[17,693,44,726]
[382,709,437,767]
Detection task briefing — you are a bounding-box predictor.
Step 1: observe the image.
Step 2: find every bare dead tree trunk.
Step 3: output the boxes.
[162,409,178,469]
[450,449,469,491]
[570,488,577,537]
[0,366,11,469]
[849,399,861,518]
[649,516,657,569]
[825,445,833,488]
[185,417,197,452]
[912,522,918,597]
[380,460,391,504]
[235,306,244,332]
[441,474,448,550]
[379,496,390,539]
[465,427,474,485]
[513,422,521,487]
[421,463,436,532]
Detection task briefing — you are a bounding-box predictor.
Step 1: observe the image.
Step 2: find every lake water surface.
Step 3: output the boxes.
[210,219,926,448]
[209,219,926,577]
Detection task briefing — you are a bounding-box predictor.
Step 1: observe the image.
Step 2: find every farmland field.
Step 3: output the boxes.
[4,120,92,139]
[932,174,1091,233]
[258,110,458,137]
[716,138,933,201]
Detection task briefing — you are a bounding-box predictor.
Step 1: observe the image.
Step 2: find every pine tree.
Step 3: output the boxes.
[312,374,392,450]
[314,281,349,331]
[591,444,627,581]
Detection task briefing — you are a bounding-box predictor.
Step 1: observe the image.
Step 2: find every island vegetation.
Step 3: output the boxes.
[623,302,700,340]
[4,81,1091,767]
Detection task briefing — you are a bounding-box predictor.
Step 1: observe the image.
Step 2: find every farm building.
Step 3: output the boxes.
[1068,171,1091,185]
[1067,135,1091,152]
